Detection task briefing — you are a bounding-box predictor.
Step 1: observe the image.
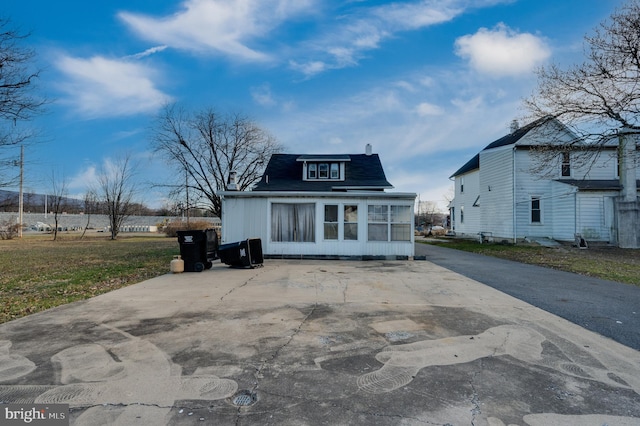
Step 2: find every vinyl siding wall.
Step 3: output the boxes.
[451,170,480,236]
[479,146,514,240]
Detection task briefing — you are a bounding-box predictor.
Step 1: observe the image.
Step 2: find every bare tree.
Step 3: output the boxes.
[49,171,68,241]
[524,0,640,169]
[152,105,284,218]
[97,155,137,240]
[80,189,97,239]
[0,17,45,188]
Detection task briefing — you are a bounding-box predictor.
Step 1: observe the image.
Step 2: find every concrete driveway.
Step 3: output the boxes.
[1,259,640,425]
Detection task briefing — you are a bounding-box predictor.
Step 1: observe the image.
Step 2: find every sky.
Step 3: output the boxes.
[1,0,627,211]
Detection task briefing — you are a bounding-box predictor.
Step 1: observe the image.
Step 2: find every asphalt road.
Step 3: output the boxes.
[415,242,640,351]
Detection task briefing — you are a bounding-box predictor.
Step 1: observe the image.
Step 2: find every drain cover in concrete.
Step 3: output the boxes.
[232,390,257,406]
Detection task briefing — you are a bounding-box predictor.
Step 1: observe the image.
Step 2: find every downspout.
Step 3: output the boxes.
[512,146,517,244]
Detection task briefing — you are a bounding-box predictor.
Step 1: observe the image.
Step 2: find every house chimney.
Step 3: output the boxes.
[510,119,519,133]
[227,171,238,191]
[365,143,372,156]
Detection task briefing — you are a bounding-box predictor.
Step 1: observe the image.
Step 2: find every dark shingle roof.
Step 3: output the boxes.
[450,116,556,178]
[253,153,393,191]
[449,154,479,178]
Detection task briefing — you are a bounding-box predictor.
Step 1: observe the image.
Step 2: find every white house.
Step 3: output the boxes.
[220,146,416,259]
[449,117,640,245]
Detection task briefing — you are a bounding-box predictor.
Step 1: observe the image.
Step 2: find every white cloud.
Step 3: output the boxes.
[251,84,277,107]
[455,23,551,77]
[55,55,172,118]
[119,0,317,61]
[125,45,168,60]
[416,102,444,116]
[289,0,514,77]
[68,165,98,191]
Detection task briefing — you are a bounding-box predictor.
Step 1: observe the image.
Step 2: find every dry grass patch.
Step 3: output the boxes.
[420,238,640,287]
[0,234,178,323]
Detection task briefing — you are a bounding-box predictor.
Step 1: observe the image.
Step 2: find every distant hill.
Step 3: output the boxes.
[0,189,84,211]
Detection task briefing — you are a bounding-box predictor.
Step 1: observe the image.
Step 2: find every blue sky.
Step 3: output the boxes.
[1,0,625,211]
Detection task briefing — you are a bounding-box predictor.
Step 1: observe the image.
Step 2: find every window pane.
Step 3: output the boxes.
[391,205,411,222]
[344,223,358,240]
[330,163,339,179]
[319,163,329,178]
[368,205,388,222]
[368,224,387,241]
[308,163,317,179]
[324,205,338,222]
[391,224,411,241]
[324,223,338,240]
[344,205,358,222]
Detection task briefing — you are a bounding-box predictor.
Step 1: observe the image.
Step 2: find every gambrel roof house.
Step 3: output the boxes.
[220,145,416,259]
[449,117,640,246]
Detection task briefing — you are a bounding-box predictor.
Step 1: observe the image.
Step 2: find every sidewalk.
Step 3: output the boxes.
[1,259,639,425]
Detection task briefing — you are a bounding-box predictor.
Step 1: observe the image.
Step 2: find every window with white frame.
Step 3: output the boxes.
[531,197,541,223]
[344,205,358,240]
[271,203,316,242]
[324,205,338,240]
[460,205,464,224]
[308,163,317,179]
[367,204,412,242]
[390,205,411,241]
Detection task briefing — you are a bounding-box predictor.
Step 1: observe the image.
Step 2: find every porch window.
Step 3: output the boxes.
[367,204,412,241]
[367,205,388,241]
[271,203,316,242]
[531,197,541,223]
[344,205,358,240]
[324,205,338,240]
[390,205,411,241]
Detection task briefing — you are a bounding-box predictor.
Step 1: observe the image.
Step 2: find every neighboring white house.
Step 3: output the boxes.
[449,117,640,245]
[220,146,416,259]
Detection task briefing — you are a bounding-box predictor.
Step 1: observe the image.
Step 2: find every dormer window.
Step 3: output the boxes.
[330,163,339,179]
[298,155,350,182]
[304,162,344,180]
[308,163,317,179]
[319,163,329,178]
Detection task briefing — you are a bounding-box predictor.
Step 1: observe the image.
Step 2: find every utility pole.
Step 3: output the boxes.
[18,145,24,238]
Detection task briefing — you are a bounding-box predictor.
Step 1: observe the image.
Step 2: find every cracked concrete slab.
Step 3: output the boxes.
[1,259,639,425]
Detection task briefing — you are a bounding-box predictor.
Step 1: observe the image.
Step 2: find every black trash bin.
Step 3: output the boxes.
[176,229,219,272]
[218,238,263,268]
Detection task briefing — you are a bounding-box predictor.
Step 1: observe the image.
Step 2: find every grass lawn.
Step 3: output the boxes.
[0,233,178,324]
[419,238,640,287]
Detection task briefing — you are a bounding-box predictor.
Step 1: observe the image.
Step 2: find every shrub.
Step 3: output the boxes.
[163,220,217,238]
[0,218,21,240]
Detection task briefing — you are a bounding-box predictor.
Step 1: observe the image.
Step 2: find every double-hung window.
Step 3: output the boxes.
[367,204,412,241]
[531,197,541,223]
[324,205,338,240]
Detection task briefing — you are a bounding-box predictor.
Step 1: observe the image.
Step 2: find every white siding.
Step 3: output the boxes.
[551,182,577,241]
[451,170,480,237]
[480,147,514,240]
[222,193,415,257]
[221,197,269,243]
[577,194,610,241]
